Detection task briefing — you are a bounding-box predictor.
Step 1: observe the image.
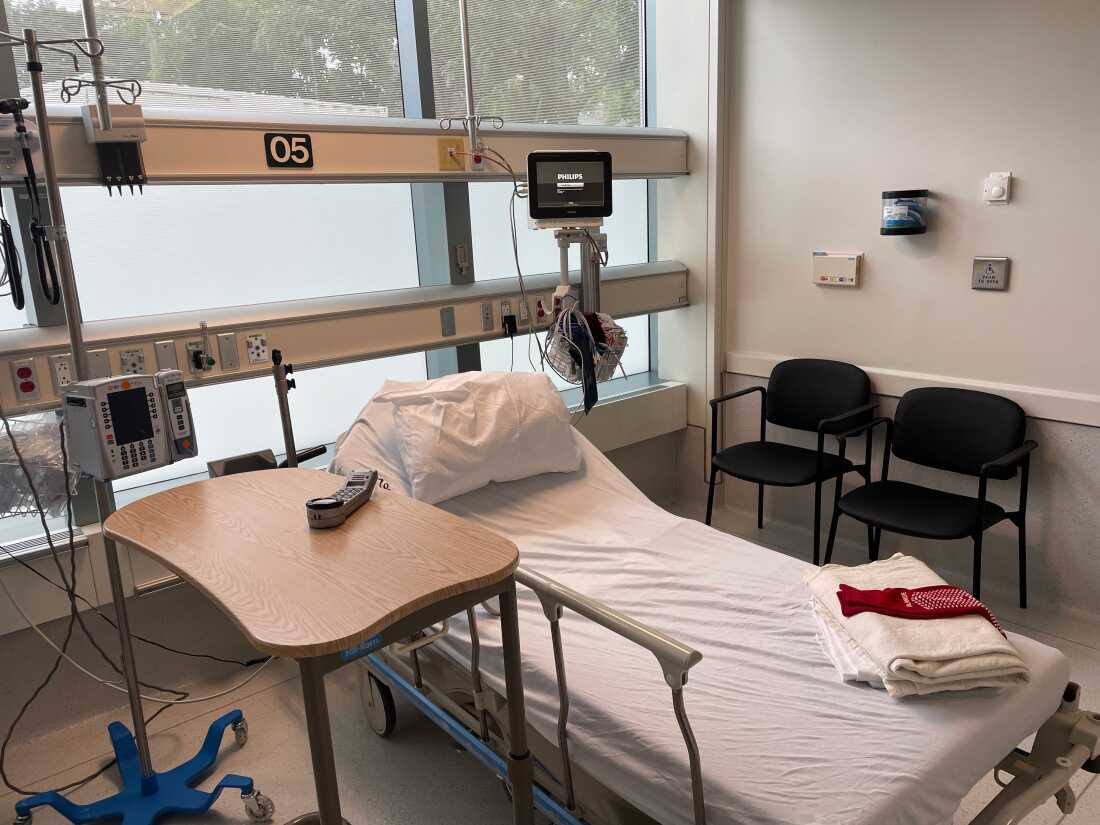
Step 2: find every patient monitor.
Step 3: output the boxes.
[527,150,612,229]
[63,369,197,481]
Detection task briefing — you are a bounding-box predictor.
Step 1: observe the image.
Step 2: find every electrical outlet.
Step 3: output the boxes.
[481,301,494,332]
[501,300,512,318]
[154,340,178,370]
[11,358,40,401]
[246,333,269,364]
[48,353,74,390]
[118,348,146,375]
[437,137,465,171]
[217,333,240,370]
[87,349,110,378]
[185,340,214,374]
[518,297,529,322]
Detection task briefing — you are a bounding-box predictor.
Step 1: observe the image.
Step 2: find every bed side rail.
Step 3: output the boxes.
[513,565,706,825]
[970,682,1100,825]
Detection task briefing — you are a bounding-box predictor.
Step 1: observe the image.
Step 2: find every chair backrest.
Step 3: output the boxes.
[765,358,871,434]
[892,387,1026,478]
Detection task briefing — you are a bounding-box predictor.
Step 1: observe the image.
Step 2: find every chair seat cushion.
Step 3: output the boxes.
[713,441,854,487]
[838,480,1006,539]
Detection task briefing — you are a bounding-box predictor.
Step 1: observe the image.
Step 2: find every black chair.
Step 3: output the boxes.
[823,387,1037,607]
[707,358,876,565]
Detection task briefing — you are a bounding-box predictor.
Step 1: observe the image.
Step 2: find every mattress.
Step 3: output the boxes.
[337,432,1070,825]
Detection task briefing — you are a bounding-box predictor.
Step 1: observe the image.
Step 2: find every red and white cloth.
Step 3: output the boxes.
[836,583,1007,637]
[804,554,1029,697]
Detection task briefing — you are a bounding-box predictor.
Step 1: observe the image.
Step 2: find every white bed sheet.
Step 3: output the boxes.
[349,433,1070,825]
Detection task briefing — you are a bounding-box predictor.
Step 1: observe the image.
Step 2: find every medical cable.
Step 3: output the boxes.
[0,197,24,309]
[0,406,272,794]
[0,412,277,705]
[0,413,190,794]
[0,578,275,704]
[452,146,547,373]
[0,542,269,669]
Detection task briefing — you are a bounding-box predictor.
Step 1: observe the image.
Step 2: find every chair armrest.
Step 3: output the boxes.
[835,415,892,446]
[708,385,765,409]
[980,440,1038,479]
[709,385,766,457]
[817,402,878,435]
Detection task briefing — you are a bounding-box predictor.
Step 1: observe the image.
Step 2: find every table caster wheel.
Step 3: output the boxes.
[358,667,396,738]
[243,790,275,822]
[233,718,249,747]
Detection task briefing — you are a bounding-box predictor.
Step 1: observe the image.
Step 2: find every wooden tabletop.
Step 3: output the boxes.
[103,469,518,658]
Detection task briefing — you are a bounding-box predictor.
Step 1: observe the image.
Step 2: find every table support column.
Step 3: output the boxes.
[499,581,534,825]
[293,658,346,825]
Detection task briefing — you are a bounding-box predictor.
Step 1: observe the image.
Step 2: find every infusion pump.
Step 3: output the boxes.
[63,370,198,481]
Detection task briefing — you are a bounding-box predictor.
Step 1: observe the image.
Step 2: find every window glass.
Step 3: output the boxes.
[479,313,649,386]
[5,0,404,116]
[61,183,418,320]
[428,0,642,127]
[114,352,426,492]
[0,293,26,330]
[470,179,647,281]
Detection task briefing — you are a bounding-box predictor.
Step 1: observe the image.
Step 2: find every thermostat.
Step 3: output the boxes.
[812,251,862,287]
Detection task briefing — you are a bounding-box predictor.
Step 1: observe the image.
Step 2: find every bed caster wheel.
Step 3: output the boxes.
[1055,785,1076,815]
[359,667,397,738]
[243,790,275,821]
[233,718,249,747]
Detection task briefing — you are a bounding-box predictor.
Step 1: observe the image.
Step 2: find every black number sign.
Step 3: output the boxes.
[264,133,313,168]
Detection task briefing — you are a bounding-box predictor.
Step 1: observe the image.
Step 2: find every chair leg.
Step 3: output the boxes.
[972,532,984,600]
[705,467,717,526]
[756,483,764,529]
[869,527,881,562]
[1018,520,1028,609]
[812,480,822,566]
[823,506,841,566]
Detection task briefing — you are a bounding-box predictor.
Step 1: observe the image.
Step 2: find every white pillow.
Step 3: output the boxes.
[374,372,581,504]
[329,381,412,495]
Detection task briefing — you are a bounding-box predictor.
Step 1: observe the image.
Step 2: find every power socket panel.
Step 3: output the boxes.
[246,333,269,364]
[11,358,40,401]
[48,353,75,390]
[185,340,213,374]
[119,348,146,375]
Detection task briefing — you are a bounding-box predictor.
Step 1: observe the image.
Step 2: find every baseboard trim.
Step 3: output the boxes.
[725,350,1100,428]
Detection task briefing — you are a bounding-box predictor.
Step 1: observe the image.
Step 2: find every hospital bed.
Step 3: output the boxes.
[332,428,1100,825]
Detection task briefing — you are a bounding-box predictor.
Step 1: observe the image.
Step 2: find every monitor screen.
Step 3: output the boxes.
[527,151,612,220]
[108,386,154,445]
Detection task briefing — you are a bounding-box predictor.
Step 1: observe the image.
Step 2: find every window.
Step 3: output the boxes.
[427,0,643,127]
[5,0,404,116]
[61,183,418,321]
[469,179,649,281]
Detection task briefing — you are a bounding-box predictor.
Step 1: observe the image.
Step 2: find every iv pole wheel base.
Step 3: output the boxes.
[244,791,275,821]
[233,717,249,747]
[13,710,259,825]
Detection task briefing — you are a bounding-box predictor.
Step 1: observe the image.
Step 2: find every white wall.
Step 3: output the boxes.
[727,0,1100,400]
[719,0,1100,615]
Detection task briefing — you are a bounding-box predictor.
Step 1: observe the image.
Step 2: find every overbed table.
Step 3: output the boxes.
[104,468,534,825]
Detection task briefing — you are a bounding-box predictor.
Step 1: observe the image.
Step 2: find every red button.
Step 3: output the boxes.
[19,380,35,393]
[182,439,191,450]
[16,367,32,379]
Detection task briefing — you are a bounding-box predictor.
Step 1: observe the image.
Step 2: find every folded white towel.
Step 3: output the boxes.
[804,554,1030,697]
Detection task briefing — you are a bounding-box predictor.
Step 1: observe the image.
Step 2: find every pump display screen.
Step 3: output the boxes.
[108,387,154,445]
[527,151,612,220]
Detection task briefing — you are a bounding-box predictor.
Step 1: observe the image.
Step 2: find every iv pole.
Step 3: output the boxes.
[22,24,156,784]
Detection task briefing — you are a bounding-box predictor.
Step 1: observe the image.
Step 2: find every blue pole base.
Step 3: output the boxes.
[15,709,257,825]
